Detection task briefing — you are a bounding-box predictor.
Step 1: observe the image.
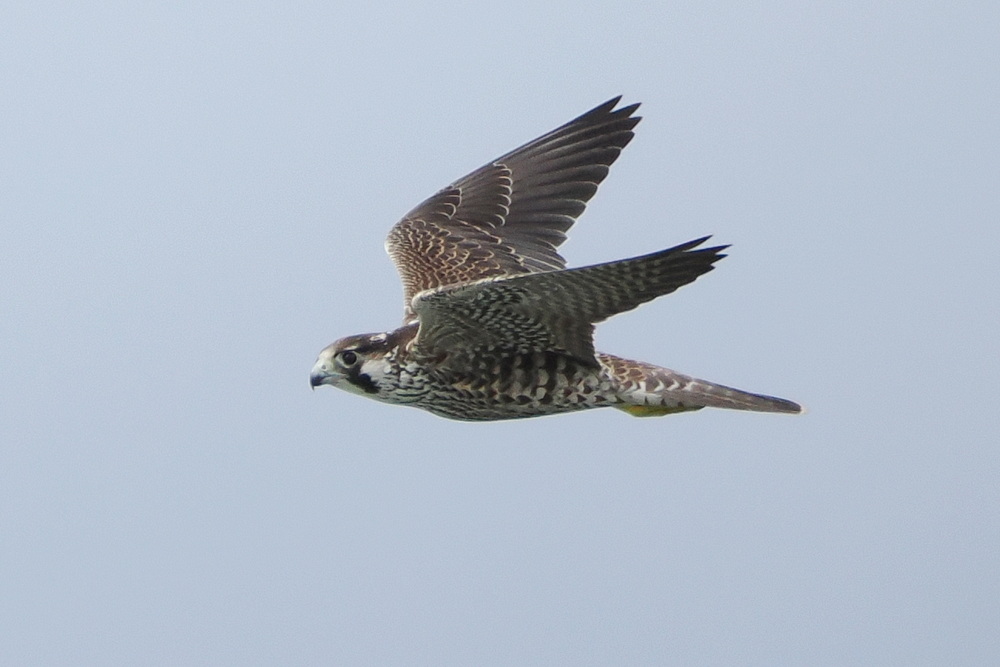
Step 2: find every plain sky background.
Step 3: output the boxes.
[3,1,998,664]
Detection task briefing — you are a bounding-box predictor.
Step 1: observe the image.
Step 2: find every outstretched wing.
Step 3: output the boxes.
[411,237,728,366]
[386,97,641,322]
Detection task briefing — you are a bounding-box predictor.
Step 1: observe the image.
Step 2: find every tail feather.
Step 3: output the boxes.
[599,353,802,417]
[666,377,803,413]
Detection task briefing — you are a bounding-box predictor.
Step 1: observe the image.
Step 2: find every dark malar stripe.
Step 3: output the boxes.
[349,371,379,395]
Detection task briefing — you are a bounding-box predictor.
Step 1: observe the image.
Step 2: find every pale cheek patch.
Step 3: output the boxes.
[342,358,393,396]
[359,359,388,384]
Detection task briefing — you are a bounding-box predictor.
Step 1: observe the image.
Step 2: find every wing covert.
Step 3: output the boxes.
[411,237,728,365]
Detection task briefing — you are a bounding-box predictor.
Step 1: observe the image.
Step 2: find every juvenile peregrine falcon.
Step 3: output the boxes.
[310,97,802,421]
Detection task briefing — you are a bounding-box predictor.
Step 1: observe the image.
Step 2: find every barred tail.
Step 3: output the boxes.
[598,354,802,417]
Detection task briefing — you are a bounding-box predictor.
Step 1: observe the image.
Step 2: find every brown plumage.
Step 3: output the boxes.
[386,96,640,321]
[311,97,802,421]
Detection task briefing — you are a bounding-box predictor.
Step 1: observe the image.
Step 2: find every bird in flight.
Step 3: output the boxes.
[311,97,801,421]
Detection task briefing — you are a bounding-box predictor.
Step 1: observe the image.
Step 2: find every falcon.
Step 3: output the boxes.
[310,97,802,421]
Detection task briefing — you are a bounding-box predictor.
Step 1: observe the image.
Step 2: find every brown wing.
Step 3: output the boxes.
[410,237,727,366]
[385,97,641,322]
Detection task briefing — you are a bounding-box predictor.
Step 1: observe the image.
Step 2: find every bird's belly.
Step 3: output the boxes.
[398,351,620,422]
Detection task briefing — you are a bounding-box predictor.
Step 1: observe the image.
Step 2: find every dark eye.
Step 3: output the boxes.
[338,350,358,366]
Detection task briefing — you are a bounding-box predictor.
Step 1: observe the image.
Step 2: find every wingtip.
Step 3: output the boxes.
[592,96,641,120]
[672,235,729,255]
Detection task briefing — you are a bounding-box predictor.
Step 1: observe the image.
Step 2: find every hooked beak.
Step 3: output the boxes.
[310,361,341,390]
[310,372,323,389]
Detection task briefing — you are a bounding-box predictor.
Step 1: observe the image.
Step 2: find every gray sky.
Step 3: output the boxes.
[3,1,998,664]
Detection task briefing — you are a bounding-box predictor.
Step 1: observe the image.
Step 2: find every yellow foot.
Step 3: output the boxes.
[615,404,703,417]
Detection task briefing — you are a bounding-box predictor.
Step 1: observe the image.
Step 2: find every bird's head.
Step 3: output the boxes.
[310,332,394,396]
